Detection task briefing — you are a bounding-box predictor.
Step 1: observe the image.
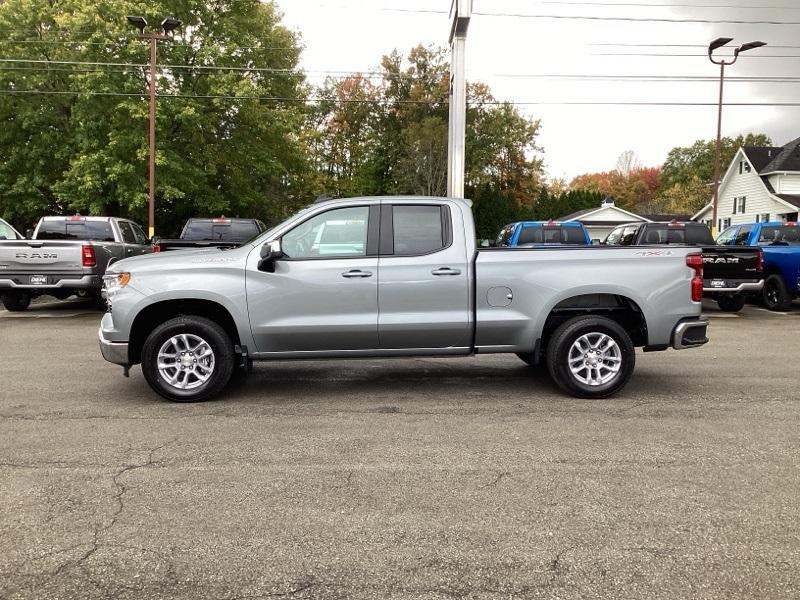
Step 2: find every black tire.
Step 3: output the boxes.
[141,316,235,402]
[546,316,636,399]
[516,352,541,368]
[716,294,746,313]
[2,292,31,312]
[762,274,792,312]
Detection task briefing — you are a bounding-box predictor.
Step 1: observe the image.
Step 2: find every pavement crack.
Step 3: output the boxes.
[48,440,175,578]
[480,470,511,489]
[549,545,574,576]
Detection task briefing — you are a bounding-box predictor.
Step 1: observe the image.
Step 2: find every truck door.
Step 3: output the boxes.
[377,202,471,350]
[246,204,380,353]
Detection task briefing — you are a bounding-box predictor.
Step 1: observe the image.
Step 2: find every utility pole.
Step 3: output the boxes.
[707,37,765,236]
[447,0,471,199]
[127,16,181,238]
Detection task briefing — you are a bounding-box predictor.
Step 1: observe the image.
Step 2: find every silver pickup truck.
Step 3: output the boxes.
[99,196,709,401]
[0,216,151,311]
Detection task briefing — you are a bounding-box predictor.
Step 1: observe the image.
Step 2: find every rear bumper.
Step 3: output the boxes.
[98,328,129,366]
[702,279,763,294]
[671,318,709,350]
[0,274,100,291]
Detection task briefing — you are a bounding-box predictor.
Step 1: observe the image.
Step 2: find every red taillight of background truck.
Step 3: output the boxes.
[686,253,703,302]
[81,244,96,267]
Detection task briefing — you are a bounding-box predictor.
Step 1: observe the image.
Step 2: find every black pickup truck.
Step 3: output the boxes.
[153,218,267,252]
[604,221,763,312]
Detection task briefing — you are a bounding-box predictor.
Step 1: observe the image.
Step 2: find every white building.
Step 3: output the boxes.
[561,198,689,242]
[693,137,800,230]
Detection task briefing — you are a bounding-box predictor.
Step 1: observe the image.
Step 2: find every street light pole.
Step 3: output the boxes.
[127,16,181,239]
[708,37,766,236]
[447,0,471,199]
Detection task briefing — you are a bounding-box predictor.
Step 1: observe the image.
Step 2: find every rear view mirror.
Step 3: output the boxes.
[25,228,34,239]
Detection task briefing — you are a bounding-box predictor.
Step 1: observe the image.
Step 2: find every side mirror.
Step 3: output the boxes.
[258,240,283,272]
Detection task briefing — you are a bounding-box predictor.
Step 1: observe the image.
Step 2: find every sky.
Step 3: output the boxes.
[276,0,800,182]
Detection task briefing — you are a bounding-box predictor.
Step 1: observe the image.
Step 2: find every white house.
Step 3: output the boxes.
[560,198,689,241]
[693,137,800,231]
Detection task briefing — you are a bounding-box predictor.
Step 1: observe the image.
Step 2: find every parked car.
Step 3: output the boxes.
[0,218,24,240]
[603,221,763,312]
[0,215,151,311]
[716,221,800,311]
[99,196,708,403]
[153,217,267,252]
[496,220,591,247]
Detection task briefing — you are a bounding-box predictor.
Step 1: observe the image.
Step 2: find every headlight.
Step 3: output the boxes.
[102,272,131,301]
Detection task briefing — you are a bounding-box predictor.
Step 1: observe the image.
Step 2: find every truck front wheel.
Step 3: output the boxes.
[141,316,235,402]
[2,292,31,312]
[546,316,635,399]
[763,274,792,311]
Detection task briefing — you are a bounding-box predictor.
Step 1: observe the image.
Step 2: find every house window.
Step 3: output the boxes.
[732,196,746,215]
[719,218,732,231]
[738,160,751,174]
[756,213,770,223]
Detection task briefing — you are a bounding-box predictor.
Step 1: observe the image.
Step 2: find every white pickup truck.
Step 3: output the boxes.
[99,196,709,402]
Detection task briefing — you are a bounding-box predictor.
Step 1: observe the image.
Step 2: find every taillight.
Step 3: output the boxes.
[686,253,703,302]
[152,243,161,253]
[82,244,96,267]
[757,248,763,272]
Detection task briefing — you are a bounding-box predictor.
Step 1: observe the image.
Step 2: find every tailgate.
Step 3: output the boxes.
[0,240,85,273]
[702,246,762,286]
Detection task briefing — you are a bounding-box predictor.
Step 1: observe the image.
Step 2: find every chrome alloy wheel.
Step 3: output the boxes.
[157,334,215,390]
[567,332,622,387]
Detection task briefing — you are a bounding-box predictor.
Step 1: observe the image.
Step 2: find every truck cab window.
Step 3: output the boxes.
[392,205,446,255]
[118,221,137,244]
[282,206,369,258]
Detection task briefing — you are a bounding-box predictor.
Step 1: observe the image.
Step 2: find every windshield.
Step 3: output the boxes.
[759,225,800,245]
[36,219,115,242]
[0,220,20,240]
[182,220,261,242]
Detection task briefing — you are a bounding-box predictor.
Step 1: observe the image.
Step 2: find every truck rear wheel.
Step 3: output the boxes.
[716,294,746,313]
[546,316,635,399]
[763,274,792,311]
[141,316,235,402]
[2,292,31,312]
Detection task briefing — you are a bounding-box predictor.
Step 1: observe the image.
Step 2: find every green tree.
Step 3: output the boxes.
[661,133,772,188]
[0,0,310,235]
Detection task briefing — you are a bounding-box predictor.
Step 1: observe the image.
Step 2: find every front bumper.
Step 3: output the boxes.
[671,318,709,350]
[98,328,129,366]
[0,274,100,290]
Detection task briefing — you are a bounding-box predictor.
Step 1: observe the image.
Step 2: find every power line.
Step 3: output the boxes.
[383,7,800,25]
[592,52,800,58]
[0,65,800,83]
[472,11,800,25]
[1,89,799,107]
[591,43,800,49]
[542,1,800,9]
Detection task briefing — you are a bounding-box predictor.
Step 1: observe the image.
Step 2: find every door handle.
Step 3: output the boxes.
[342,269,373,278]
[431,267,461,276]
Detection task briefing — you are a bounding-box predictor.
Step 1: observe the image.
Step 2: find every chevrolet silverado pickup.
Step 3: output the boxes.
[716,221,800,311]
[0,216,151,311]
[604,221,763,312]
[99,196,709,402]
[153,217,267,252]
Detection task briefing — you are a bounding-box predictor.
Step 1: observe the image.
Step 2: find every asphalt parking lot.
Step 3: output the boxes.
[1,299,799,599]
